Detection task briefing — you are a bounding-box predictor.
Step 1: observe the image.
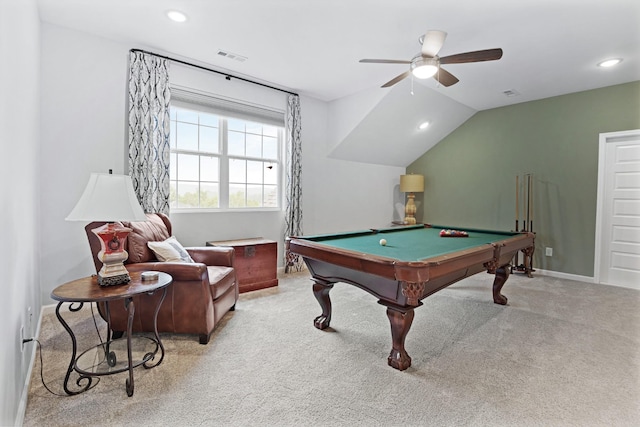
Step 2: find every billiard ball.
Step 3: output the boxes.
[379,238,387,246]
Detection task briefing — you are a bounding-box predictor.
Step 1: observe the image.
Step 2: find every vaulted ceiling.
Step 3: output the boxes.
[37,0,639,166]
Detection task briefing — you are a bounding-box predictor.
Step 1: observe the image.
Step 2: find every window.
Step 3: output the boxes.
[169,90,283,211]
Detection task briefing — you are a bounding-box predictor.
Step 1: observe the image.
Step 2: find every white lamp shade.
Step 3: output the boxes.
[66,173,147,222]
[400,174,424,193]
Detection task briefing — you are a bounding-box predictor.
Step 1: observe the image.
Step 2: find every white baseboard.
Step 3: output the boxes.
[534,268,595,284]
[15,305,45,427]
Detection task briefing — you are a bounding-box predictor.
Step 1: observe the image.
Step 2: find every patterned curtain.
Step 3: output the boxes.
[128,51,171,214]
[284,94,303,273]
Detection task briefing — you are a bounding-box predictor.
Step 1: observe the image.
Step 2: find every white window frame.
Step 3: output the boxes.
[170,87,285,212]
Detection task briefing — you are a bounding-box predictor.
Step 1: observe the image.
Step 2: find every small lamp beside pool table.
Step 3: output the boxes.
[400,174,424,225]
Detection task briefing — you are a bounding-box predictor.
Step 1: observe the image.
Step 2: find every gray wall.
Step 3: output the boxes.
[408,81,640,277]
[0,0,41,425]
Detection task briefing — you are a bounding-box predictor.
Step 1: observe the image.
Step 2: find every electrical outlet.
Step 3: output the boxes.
[20,325,25,352]
[545,247,553,257]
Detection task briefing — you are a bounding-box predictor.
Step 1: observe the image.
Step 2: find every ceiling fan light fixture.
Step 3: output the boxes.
[411,57,438,79]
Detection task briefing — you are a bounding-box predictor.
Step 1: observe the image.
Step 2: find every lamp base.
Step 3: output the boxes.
[404,192,417,225]
[97,273,131,287]
[92,222,132,287]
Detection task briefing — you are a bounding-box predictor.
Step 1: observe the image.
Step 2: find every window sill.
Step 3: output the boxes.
[170,207,282,214]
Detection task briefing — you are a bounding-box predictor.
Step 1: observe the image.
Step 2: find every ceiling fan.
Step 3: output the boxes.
[360,30,503,88]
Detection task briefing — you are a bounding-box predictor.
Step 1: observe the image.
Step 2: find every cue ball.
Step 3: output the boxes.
[379,238,387,246]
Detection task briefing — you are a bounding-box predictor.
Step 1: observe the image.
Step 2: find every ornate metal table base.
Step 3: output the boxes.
[51,272,170,397]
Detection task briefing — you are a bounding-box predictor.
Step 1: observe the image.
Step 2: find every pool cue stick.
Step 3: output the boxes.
[529,174,533,232]
[523,175,529,231]
[515,175,519,232]
[513,175,520,268]
[528,175,534,272]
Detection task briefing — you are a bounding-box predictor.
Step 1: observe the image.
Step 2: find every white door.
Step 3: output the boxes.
[595,130,640,289]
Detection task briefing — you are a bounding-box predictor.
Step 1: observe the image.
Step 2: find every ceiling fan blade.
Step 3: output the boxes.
[440,48,503,64]
[421,30,447,57]
[433,67,459,87]
[382,71,411,88]
[360,59,411,64]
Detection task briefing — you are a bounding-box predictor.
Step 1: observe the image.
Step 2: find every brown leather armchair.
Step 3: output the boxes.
[85,213,238,344]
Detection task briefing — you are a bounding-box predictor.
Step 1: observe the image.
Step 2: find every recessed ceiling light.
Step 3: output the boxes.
[418,121,430,130]
[597,58,622,68]
[166,10,187,22]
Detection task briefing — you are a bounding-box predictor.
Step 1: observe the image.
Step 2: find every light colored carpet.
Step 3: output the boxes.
[24,270,640,426]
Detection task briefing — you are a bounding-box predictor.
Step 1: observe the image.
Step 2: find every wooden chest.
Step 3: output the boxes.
[206,238,278,293]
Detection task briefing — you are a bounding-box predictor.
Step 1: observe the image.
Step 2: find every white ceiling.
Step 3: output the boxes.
[37,0,640,166]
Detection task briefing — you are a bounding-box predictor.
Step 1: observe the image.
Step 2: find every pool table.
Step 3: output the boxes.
[287,224,535,371]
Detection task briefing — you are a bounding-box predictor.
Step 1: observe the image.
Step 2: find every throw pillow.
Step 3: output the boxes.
[148,236,194,263]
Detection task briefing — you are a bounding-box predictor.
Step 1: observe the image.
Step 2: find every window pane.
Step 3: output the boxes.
[247,161,263,184]
[263,136,277,159]
[169,121,177,149]
[263,125,278,137]
[199,126,219,153]
[228,131,245,156]
[170,108,177,120]
[246,122,262,135]
[264,163,277,185]
[176,182,199,208]
[200,156,219,182]
[229,184,246,208]
[169,153,177,178]
[176,122,198,151]
[169,181,177,208]
[199,112,218,127]
[263,185,278,207]
[200,183,219,208]
[176,108,198,124]
[177,154,199,181]
[228,118,245,132]
[246,134,261,157]
[247,185,262,207]
[229,159,246,183]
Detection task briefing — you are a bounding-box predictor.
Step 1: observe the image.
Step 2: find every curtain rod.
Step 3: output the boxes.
[130,48,299,97]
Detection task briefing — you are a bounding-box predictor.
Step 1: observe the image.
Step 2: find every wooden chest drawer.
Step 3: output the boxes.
[206,238,278,293]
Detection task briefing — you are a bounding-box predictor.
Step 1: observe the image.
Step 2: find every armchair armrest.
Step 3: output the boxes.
[126,262,208,281]
[186,246,235,267]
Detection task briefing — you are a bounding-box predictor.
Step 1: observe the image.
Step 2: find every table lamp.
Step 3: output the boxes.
[66,172,147,286]
[400,174,424,225]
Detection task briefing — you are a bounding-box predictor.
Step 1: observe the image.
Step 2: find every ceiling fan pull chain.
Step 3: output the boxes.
[411,73,414,95]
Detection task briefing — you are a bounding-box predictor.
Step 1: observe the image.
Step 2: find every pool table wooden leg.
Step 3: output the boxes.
[385,306,414,371]
[492,265,510,305]
[312,279,334,329]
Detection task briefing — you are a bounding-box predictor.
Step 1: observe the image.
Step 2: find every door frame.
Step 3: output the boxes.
[594,129,640,284]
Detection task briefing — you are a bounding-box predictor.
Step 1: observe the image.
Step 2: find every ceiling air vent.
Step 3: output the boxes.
[502,89,520,97]
[217,50,247,63]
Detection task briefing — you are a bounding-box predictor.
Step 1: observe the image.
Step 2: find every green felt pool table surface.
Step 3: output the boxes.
[304,225,519,262]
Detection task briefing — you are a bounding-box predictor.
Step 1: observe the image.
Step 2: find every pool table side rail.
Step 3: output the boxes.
[287,232,534,285]
[287,237,399,279]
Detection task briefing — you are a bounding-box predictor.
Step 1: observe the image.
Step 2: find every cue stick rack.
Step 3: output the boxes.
[513,173,535,276]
